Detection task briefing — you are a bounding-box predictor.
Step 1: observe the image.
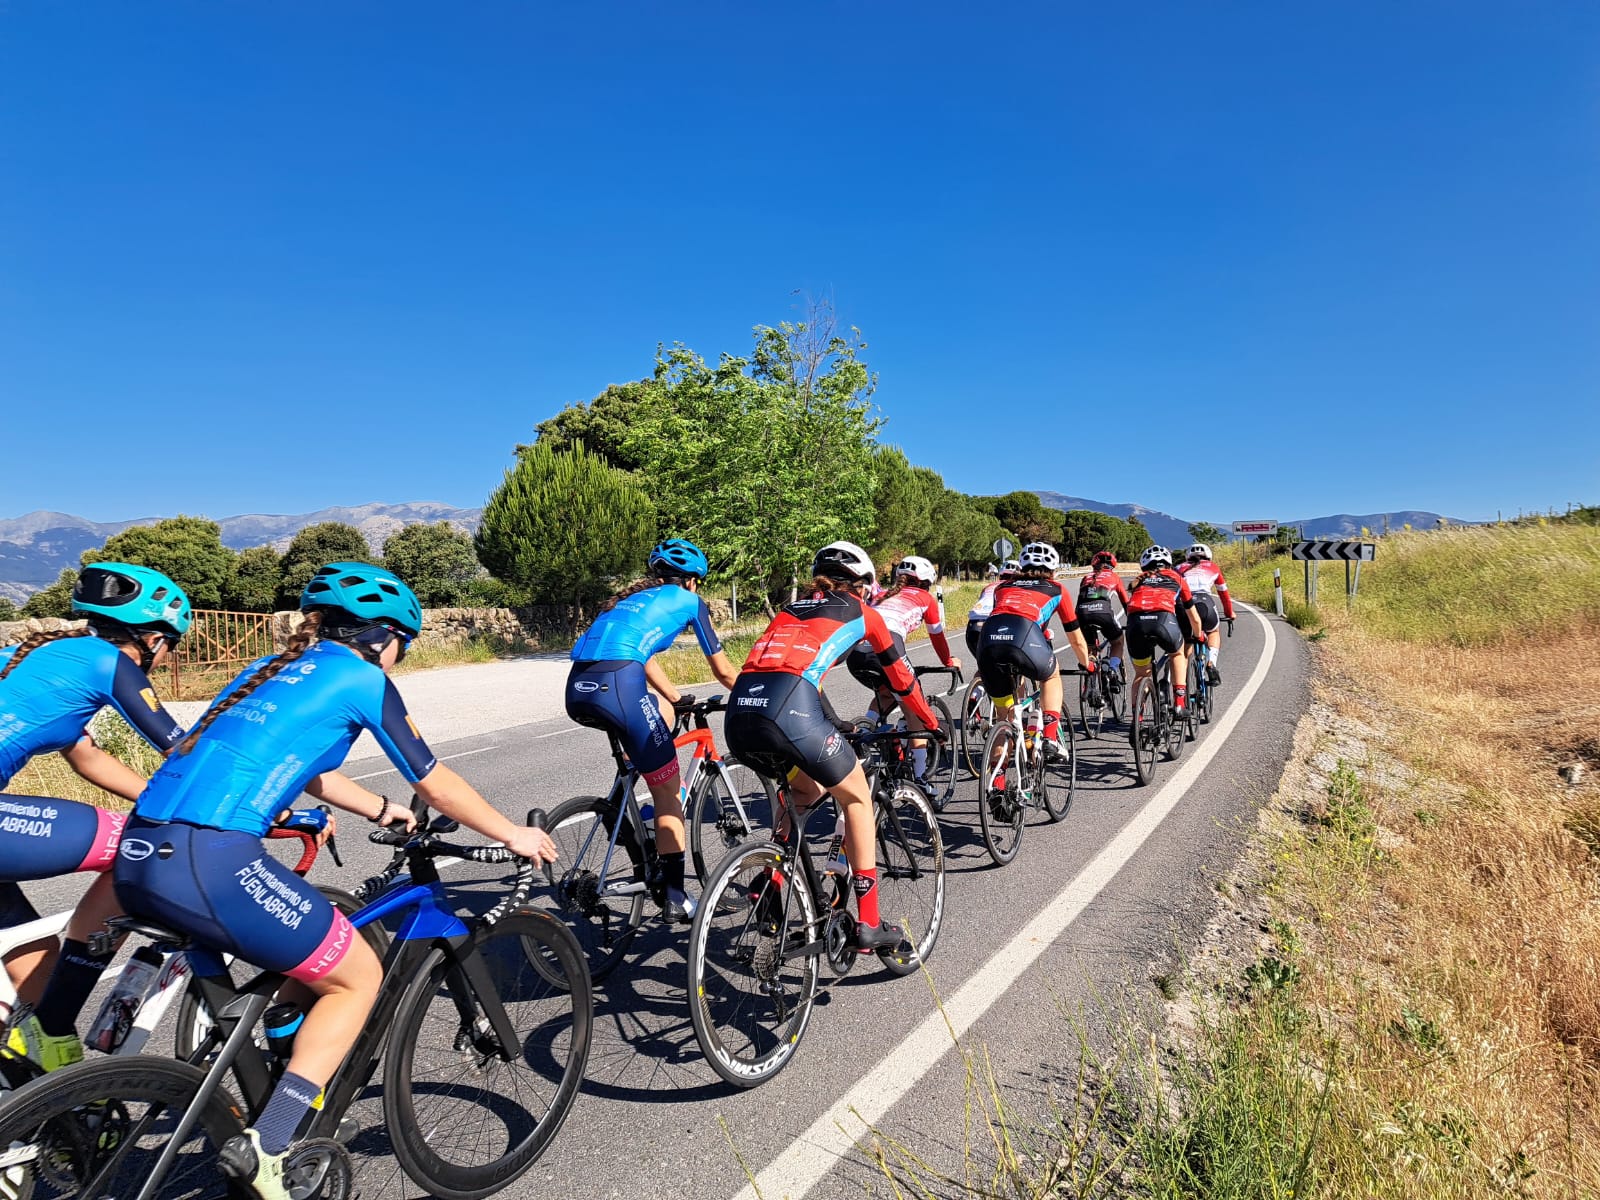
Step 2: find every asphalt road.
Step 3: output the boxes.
[16,606,1307,1200]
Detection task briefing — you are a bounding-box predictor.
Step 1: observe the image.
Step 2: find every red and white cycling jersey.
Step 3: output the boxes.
[1178,561,1235,618]
[968,581,1000,621]
[872,584,955,663]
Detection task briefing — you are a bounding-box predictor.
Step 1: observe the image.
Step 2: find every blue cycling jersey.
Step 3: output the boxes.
[0,636,184,788]
[135,640,437,837]
[569,585,723,664]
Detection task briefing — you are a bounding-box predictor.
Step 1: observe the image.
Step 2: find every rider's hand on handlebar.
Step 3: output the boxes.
[945,655,962,671]
[376,798,418,832]
[505,825,559,865]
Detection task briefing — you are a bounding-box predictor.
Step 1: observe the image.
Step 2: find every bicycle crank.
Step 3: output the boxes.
[282,1138,354,1200]
[824,911,857,976]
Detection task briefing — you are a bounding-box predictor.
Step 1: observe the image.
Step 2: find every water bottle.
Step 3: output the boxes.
[86,945,163,1053]
[823,813,850,878]
[263,1001,305,1061]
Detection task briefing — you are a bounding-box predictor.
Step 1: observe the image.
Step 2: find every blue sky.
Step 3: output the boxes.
[3,2,1596,526]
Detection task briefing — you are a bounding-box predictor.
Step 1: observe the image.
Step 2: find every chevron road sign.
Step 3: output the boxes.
[1291,541,1375,562]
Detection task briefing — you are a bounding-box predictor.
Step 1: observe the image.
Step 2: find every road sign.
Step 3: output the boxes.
[1232,520,1278,537]
[1291,541,1375,562]
[993,537,1015,560]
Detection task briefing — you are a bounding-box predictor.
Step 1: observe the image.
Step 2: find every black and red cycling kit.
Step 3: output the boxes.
[1177,560,1235,633]
[846,584,953,692]
[975,577,1080,699]
[726,589,936,789]
[1075,566,1131,652]
[1125,568,1196,663]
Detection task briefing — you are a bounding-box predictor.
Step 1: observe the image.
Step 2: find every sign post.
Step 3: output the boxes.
[1291,541,1375,608]
[992,537,1015,562]
[1231,520,1279,538]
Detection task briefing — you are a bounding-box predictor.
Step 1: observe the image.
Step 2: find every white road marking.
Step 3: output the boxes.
[727,605,1279,1200]
[349,743,497,781]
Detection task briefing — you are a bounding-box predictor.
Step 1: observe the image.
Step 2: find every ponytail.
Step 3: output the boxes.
[0,628,93,682]
[177,613,323,755]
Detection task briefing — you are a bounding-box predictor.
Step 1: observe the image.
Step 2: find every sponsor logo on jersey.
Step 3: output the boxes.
[737,696,768,708]
[748,683,765,694]
[573,680,600,693]
[823,732,843,757]
[119,838,155,862]
[139,687,160,712]
[405,715,423,740]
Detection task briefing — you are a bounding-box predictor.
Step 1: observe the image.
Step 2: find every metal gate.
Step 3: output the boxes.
[164,610,277,700]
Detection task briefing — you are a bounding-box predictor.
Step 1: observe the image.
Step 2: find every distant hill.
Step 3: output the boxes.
[0,503,482,603]
[1033,493,1201,550]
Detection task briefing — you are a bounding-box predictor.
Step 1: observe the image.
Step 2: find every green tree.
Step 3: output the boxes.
[384,523,481,607]
[0,597,17,621]
[21,570,77,619]
[226,546,282,612]
[869,448,942,562]
[625,304,882,605]
[476,441,655,612]
[278,523,374,608]
[923,491,1006,574]
[83,516,235,609]
[990,491,1053,543]
[524,381,657,473]
[1187,521,1225,547]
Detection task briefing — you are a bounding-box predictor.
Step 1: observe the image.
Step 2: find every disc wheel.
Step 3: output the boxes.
[542,795,646,984]
[687,761,777,885]
[978,721,1025,866]
[687,843,820,1089]
[872,781,946,976]
[384,910,592,1200]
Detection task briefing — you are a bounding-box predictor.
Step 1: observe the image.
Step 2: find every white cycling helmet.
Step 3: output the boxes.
[1185,543,1213,562]
[1139,545,1174,570]
[1018,542,1060,571]
[893,555,937,587]
[812,540,876,585]
[1001,558,1021,574]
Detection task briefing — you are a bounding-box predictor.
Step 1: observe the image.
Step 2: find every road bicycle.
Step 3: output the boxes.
[544,695,775,984]
[686,725,945,1088]
[1128,641,1197,785]
[958,675,995,781]
[978,670,1077,866]
[0,802,592,1200]
[1077,636,1126,740]
[869,665,960,811]
[0,809,373,1090]
[1186,616,1233,732]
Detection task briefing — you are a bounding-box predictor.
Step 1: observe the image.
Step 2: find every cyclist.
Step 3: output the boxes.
[964,558,1018,658]
[0,563,191,1068]
[974,542,1094,769]
[1179,543,1235,684]
[111,562,558,1200]
[1076,551,1131,693]
[1126,546,1206,714]
[565,538,738,923]
[725,540,942,954]
[846,554,959,791]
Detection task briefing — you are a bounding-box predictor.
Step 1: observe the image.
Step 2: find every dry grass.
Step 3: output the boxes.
[2,711,163,809]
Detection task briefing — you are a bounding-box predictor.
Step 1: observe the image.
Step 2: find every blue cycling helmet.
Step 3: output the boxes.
[73,563,193,637]
[300,561,423,637]
[648,538,709,580]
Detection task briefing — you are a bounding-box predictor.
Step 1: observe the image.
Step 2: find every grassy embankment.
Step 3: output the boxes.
[848,524,1600,1199]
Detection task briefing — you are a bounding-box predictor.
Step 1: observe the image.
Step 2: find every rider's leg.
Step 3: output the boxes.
[2,881,54,1008]
[1206,628,1223,681]
[32,874,123,1036]
[1171,646,1189,711]
[1040,666,1064,742]
[1111,632,1127,677]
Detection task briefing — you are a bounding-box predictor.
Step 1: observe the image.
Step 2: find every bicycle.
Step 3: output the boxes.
[1186,616,1233,732]
[1077,636,1126,740]
[871,665,959,811]
[1128,643,1192,785]
[0,802,592,1200]
[545,695,775,984]
[0,808,374,1089]
[958,674,995,782]
[978,670,1077,866]
[686,725,945,1088]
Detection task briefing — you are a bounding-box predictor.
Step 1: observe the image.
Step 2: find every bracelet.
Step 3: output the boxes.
[370,797,388,824]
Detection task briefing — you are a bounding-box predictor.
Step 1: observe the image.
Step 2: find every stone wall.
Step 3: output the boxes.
[0,617,87,646]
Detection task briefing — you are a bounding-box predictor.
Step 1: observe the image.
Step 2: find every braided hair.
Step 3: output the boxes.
[176,612,323,755]
[0,628,94,682]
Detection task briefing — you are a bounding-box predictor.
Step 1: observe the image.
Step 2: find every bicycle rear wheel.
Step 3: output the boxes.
[1041,718,1076,822]
[919,697,957,810]
[978,722,1025,866]
[959,687,993,779]
[542,795,646,984]
[1183,657,1200,742]
[687,761,777,884]
[1077,670,1104,741]
[1130,676,1161,786]
[687,844,819,1088]
[0,1056,242,1200]
[872,782,945,976]
[384,911,592,1200]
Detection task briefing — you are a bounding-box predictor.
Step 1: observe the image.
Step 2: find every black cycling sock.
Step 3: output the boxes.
[255,1071,320,1156]
[660,851,687,897]
[36,939,113,1036]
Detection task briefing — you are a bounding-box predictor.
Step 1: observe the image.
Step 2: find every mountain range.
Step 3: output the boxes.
[0,498,1470,603]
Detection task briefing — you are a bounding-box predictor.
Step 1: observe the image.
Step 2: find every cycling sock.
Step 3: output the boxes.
[1043,711,1062,741]
[1173,685,1187,711]
[660,850,687,898]
[852,869,880,928]
[255,1071,320,1155]
[36,939,113,1036]
[911,746,928,778]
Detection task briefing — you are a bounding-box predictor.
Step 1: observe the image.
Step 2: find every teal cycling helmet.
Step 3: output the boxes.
[73,563,193,637]
[648,538,709,580]
[300,562,423,637]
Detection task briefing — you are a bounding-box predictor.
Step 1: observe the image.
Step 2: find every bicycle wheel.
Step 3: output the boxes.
[384,911,592,1200]
[1041,718,1076,823]
[978,722,1025,866]
[173,885,390,1062]
[1108,662,1128,725]
[542,794,646,984]
[959,686,993,779]
[1183,657,1200,742]
[687,843,819,1088]
[687,761,777,885]
[0,1056,242,1200]
[1130,676,1161,786]
[872,782,945,977]
[919,697,957,810]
